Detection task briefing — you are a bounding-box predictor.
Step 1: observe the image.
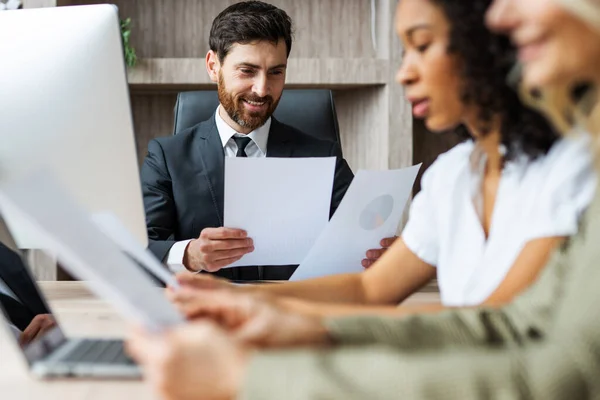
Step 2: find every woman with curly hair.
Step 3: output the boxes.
[169,0,595,317]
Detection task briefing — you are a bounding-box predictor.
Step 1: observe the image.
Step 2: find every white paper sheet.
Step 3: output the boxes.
[291,164,422,281]
[0,172,184,330]
[224,157,335,267]
[91,211,179,289]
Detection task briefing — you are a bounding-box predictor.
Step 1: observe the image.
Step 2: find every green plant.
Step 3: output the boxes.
[120,18,137,68]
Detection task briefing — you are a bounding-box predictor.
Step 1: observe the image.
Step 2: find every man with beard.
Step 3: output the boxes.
[141,1,393,282]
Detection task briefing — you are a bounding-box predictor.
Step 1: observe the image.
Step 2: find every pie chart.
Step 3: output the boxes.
[359,194,394,230]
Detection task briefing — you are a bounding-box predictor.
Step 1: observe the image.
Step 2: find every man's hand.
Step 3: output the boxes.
[362,236,398,268]
[19,314,57,346]
[168,289,330,348]
[183,227,254,272]
[126,322,248,400]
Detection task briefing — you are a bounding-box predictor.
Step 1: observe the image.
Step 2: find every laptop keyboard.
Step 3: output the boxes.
[62,339,134,365]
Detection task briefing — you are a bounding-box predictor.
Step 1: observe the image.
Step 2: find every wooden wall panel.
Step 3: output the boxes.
[23,250,57,281]
[65,0,376,59]
[387,75,413,171]
[130,94,178,166]
[334,87,388,172]
[384,0,412,171]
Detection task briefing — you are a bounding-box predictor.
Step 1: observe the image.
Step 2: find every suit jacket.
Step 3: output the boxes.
[0,243,49,331]
[142,116,354,281]
[241,183,600,399]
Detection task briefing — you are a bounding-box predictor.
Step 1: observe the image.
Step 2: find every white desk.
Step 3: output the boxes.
[0,282,440,399]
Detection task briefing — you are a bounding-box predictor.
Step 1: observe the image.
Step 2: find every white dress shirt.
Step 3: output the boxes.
[167,106,271,272]
[402,133,596,306]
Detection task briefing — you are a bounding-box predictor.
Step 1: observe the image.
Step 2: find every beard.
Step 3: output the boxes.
[217,72,280,131]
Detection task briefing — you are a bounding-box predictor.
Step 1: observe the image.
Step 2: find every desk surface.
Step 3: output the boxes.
[0,282,440,399]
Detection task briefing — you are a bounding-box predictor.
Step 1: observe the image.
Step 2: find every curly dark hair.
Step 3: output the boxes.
[429,0,558,161]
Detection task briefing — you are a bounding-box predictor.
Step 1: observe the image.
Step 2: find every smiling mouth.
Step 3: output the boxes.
[518,44,544,62]
[515,35,549,62]
[243,99,266,106]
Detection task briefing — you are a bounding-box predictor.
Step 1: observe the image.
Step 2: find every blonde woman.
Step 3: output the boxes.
[126,1,600,399]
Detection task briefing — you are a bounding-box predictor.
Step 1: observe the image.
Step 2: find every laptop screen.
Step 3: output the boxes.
[0,214,67,364]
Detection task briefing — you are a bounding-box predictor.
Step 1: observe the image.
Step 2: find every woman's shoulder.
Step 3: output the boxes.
[520,131,596,218]
[421,140,474,189]
[546,131,591,159]
[529,132,593,177]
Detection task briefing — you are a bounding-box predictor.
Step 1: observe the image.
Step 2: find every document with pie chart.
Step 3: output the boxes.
[291,164,422,281]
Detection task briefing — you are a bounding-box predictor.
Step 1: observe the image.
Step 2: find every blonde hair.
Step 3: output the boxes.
[522,84,600,135]
[523,0,600,154]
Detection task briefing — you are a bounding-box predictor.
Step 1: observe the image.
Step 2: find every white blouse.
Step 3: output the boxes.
[402,134,596,306]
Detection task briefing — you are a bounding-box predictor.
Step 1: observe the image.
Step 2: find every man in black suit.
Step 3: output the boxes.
[0,242,56,345]
[142,1,394,282]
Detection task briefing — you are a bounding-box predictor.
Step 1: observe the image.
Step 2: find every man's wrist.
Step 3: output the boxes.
[182,239,202,273]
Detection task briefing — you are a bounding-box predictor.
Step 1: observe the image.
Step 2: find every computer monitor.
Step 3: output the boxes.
[0,4,146,248]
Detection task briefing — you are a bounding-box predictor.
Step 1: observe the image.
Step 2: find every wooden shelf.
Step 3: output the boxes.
[127,58,389,90]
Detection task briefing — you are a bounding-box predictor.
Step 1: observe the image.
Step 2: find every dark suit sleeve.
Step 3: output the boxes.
[141,139,178,261]
[0,243,50,316]
[328,142,354,218]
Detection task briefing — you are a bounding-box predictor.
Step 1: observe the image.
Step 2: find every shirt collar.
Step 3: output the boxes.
[468,140,529,220]
[469,140,528,177]
[214,106,271,155]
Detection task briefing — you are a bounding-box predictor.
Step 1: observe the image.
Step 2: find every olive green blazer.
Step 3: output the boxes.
[241,187,600,399]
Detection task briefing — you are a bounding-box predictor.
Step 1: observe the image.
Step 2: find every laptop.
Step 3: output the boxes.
[0,214,140,379]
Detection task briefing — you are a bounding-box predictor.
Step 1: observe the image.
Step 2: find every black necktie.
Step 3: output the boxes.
[233,136,252,158]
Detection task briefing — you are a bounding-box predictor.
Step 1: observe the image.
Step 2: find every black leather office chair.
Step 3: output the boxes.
[172,89,342,146]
